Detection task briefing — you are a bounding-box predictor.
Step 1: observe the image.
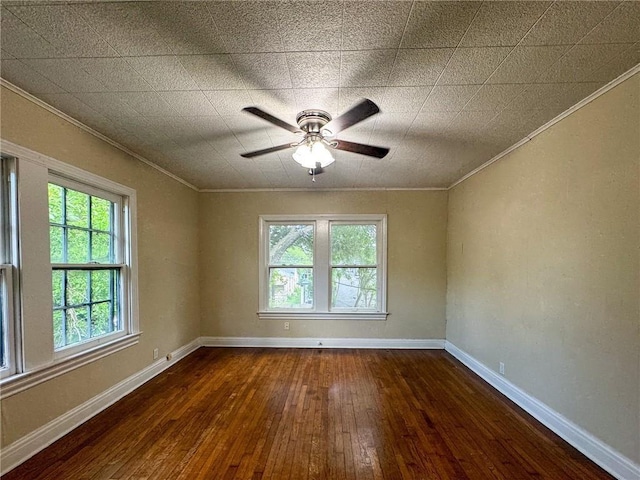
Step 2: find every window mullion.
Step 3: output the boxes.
[62,188,68,263]
[86,271,92,340]
[61,270,68,345]
[315,220,330,311]
[87,196,92,340]
[110,269,116,333]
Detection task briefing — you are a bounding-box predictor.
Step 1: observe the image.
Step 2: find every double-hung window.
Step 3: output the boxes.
[49,175,129,354]
[259,215,387,320]
[0,141,139,394]
[0,157,17,378]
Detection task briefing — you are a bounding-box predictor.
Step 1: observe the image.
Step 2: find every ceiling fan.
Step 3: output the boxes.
[240,98,389,177]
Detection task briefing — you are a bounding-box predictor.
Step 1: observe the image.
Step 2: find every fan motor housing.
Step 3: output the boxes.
[296,110,331,134]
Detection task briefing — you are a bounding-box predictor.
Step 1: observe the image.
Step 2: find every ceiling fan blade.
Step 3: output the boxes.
[242,107,301,134]
[333,140,389,159]
[321,98,380,136]
[240,143,295,158]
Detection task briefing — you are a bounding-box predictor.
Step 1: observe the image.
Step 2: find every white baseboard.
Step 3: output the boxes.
[445,341,640,480]
[8,338,634,479]
[0,336,441,474]
[201,336,445,349]
[0,338,201,476]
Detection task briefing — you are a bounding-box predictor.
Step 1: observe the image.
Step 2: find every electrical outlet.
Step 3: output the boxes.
[284,322,290,330]
[499,362,505,375]
[153,348,159,360]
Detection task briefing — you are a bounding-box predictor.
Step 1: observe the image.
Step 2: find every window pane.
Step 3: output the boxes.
[53,310,64,349]
[91,302,112,336]
[50,226,64,263]
[67,228,89,263]
[331,224,377,265]
[67,270,89,306]
[269,267,313,309]
[48,179,127,352]
[54,269,121,350]
[65,189,89,228]
[331,267,377,309]
[91,232,112,263]
[91,270,107,302]
[65,306,89,345]
[0,272,5,369]
[52,270,64,307]
[48,184,63,224]
[269,225,313,266]
[91,196,111,231]
[49,184,117,266]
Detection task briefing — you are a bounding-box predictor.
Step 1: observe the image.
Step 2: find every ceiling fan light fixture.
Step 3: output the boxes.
[292,141,335,169]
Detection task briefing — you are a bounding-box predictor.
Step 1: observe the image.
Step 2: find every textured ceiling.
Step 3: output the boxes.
[1,1,639,190]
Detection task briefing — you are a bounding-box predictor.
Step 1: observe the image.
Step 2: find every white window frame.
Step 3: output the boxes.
[48,174,130,358]
[0,140,140,399]
[0,156,18,379]
[0,267,16,378]
[258,214,388,321]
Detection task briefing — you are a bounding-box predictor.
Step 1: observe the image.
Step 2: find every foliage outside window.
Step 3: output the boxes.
[331,224,378,309]
[268,224,314,309]
[49,179,123,350]
[259,215,387,320]
[0,143,139,394]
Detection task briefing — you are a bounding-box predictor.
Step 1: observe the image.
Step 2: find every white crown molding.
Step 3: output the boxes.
[0,338,201,476]
[445,341,640,480]
[199,187,448,193]
[3,63,639,195]
[201,336,444,349]
[0,79,198,192]
[0,79,447,195]
[448,64,640,190]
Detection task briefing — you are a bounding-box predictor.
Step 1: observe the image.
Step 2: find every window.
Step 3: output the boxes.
[331,223,379,310]
[259,215,387,320]
[0,157,17,378]
[0,141,139,395]
[267,223,314,309]
[49,176,129,353]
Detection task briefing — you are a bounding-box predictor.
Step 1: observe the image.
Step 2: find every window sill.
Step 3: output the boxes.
[257,311,388,321]
[0,333,141,399]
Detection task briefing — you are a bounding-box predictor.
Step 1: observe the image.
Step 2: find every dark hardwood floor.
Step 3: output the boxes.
[3,348,613,479]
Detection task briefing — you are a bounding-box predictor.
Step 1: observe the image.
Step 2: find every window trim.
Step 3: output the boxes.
[0,156,19,379]
[258,214,388,321]
[0,140,140,398]
[48,174,130,357]
[0,266,16,378]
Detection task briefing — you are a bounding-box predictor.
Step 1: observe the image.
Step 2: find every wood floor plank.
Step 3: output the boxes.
[2,348,614,480]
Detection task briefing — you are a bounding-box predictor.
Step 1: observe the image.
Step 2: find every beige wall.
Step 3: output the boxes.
[446,74,639,462]
[0,86,201,447]
[199,190,448,339]
[2,71,638,468]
